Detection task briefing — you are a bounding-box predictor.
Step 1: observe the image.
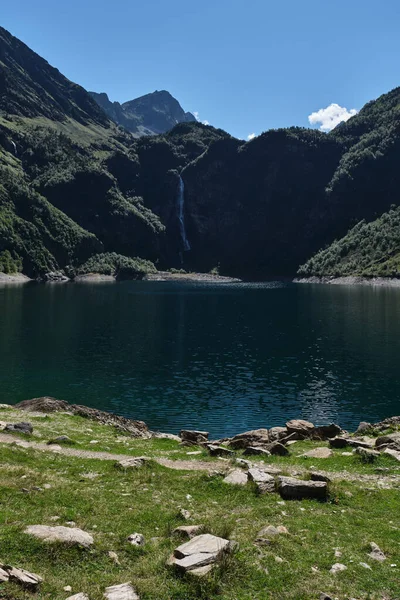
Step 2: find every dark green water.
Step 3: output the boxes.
[1,280,399,438]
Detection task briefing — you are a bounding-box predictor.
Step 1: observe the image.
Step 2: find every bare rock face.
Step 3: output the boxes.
[228,429,269,450]
[223,469,249,485]
[276,476,327,500]
[104,582,139,599]
[180,430,209,445]
[25,525,94,548]
[268,426,288,442]
[168,534,235,576]
[286,419,315,438]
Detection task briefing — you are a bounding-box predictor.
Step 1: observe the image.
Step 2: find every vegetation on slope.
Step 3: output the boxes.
[73,252,157,279]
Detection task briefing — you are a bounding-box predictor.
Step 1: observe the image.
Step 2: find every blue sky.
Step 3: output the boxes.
[2,0,400,139]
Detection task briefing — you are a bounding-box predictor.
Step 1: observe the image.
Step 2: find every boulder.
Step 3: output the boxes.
[266,442,289,456]
[286,419,315,438]
[384,447,400,462]
[329,437,374,449]
[311,423,342,440]
[173,525,204,539]
[1,565,43,589]
[302,447,333,459]
[180,430,209,445]
[310,472,331,483]
[276,476,327,500]
[127,533,145,546]
[223,469,249,485]
[356,421,372,434]
[104,582,139,599]
[5,422,33,435]
[24,525,93,548]
[368,542,386,562]
[168,534,234,574]
[115,457,151,469]
[228,429,269,450]
[375,432,400,449]
[206,444,234,457]
[243,446,271,457]
[248,468,276,493]
[268,427,288,442]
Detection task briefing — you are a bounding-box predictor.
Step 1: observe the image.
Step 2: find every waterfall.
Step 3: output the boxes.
[177,175,191,252]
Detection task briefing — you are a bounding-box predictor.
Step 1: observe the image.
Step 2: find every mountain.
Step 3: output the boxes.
[89,90,196,137]
[1,24,400,280]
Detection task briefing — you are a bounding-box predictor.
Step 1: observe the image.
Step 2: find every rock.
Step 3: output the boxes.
[243,446,271,457]
[228,429,269,450]
[320,594,333,600]
[257,525,288,540]
[354,447,380,460]
[359,562,372,569]
[329,563,347,573]
[266,441,289,456]
[116,457,151,469]
[302,447,333,459]
[235,458,252,468]
[108,551,120,565]
[286,419,315,438]
[186,450,202,455]
[104,582,139,599]
[127,533,145,546]
[180,430,209,445]
[173,525,204,539]
[329,436,374,449]
[2,565,43,589]
[375,432,400,449]
[168,533,234,574]
[64,586,72,592]
[268,426,288,442]
[24,525,94,548]
[248,468,276,493]
[277,476,327,500]
[5,421,33,434]
[0,567,8,582]
[223,469,249,485]
[310,472,331,483]
[356,421,372,434]
[66,595,90,600]
[368,542,386,562]
[43,271,69,283]
[0,404,11,410]
[206,444,234,457]
[47,435,73,445]
[311,423,342,440]
[179,508,191,520]
[384,447,400,461]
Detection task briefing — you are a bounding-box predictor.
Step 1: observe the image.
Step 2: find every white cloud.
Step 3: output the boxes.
[247,133,257,141]
[193,111,200,121]
[202,120,210,126]
[308,103,358,132]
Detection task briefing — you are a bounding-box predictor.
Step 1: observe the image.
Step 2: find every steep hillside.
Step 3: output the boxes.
[90,90,196,137]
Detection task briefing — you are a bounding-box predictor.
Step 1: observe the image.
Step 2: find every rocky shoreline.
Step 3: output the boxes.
[295,276,400,287]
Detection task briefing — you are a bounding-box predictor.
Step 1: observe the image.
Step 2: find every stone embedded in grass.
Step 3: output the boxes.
[228,429,270,450]
[127,533,145,546]
[329,563,347,573]
[104,582,139,599]
[115,457,151,469]
[206,444,234,457]
[168,533,235,575]
[368,542,386,562]
[384,447,400,462]
[223,469,249,485]
[1,565,43,589]
[302,447,333,459]
[173,525,204,539]
[47,435,73,445]
[108,551,120,565]
[0,567,9,582]
[66,594,90,600]
[24,525,94,548]
[277,476,327,501]
[256,525,288,544]
[243,446,271,457]
[359,562,372,569]
[354,447,380,461]
[5,421,33,434]
[179,508,191,520]
[0,403,11,410]
[248,468,276,494]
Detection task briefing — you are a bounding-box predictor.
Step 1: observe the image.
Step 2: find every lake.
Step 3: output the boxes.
[0,280,399,438]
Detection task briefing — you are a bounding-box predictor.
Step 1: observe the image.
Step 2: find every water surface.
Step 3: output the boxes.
[0,280,399,438]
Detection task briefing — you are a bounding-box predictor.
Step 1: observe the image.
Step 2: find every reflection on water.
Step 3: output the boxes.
[0,281,400,438]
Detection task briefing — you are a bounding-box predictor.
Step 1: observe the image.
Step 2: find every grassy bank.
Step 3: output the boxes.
[0,406,399,599]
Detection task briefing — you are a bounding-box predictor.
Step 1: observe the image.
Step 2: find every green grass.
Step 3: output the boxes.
[0,411,399,599]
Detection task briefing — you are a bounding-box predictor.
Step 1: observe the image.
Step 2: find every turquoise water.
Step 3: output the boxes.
[1,280,399,438]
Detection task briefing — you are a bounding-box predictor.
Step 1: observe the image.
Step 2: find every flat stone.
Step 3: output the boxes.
[286,419,315,438]
[116,457,151,469]
[302,447,333,459]
[104,582,139,600]
[173,525,204,539]
[248,469,276,493]
[0,567,9,582]
[169,533,233,573]
[329,563,347,573]
[223,469,249,485]
[266,442,289,456]
[127,533,145,546]
[384,447,400,461]
[174,552,217,570]
[4,565,43,589]
[5,421,33,434]
[257,525,288,538]
[268,427,288,442]
[66,595,90,600]
[368,542,386,562]
[206,444,234,457]
[180,430,209,445]
[243,446,271,457]
[329,436,375,449]
[354,447,380,460]
[189,564,214,576]
[25,525,93,548]
[277,476,327,501]
[228,429,269,450]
